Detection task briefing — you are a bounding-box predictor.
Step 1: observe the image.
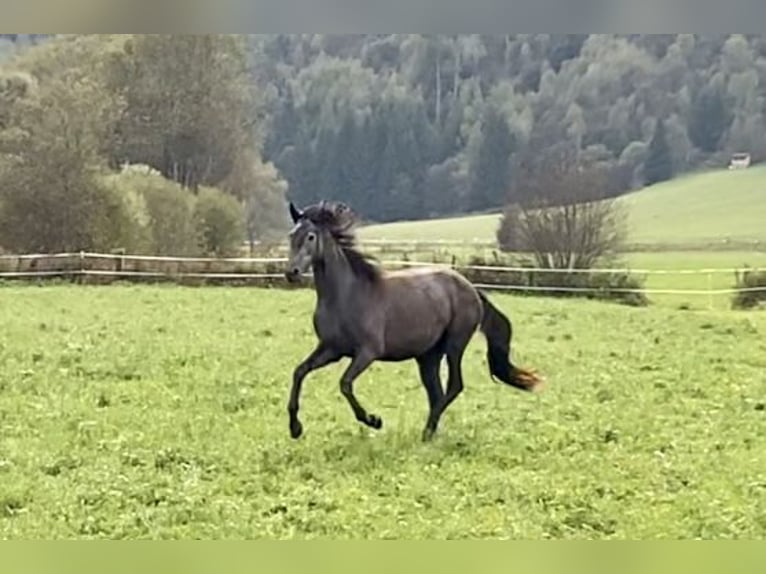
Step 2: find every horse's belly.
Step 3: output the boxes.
[380,336,440,361]
[380,306,448,360]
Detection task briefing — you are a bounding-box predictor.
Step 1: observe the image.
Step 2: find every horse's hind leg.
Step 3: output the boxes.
[423,333,471,441]
[417,349,444,438]
[441,347,467,412]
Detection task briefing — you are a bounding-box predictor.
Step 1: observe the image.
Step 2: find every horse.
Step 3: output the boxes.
[284,200,544,442]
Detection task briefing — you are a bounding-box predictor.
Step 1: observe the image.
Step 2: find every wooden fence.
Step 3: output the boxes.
[2,252,765,304]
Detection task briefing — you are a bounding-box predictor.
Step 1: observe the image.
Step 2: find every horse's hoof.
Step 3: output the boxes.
[421,428,435,442]
[289,420,303,439]
[368,414,383,430]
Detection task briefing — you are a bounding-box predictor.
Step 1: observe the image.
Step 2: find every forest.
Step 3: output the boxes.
[254,34,766,221]
[2,34,766,254]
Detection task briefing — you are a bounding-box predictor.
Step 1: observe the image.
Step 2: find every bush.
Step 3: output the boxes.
[498,146,627,270]
[141,179,198,256]
[193,187,245,257]
[0,163,139,254]
[102,170,198,256]
[496,204,523,252]
[96,175,152,253]
[459,254,649,307]
[731,268,766,309]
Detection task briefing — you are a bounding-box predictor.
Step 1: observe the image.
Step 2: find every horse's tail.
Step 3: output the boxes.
[477,290,544,392]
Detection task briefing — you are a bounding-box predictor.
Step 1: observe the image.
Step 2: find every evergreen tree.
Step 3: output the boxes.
[468,104,514,211]
[688,87,730,153]
[644,119,674,186]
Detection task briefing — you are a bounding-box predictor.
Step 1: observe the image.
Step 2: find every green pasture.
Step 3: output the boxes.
[1,285,764,538]
[622,167,766,246]
[622,251,766,309]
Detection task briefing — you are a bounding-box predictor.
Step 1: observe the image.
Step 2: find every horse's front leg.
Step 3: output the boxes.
[339,349,382,430]
[288,343,341,439]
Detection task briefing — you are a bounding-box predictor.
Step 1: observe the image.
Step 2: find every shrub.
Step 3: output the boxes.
[102,170,198,256]
[731,268,766,309]
[95,175,151,253]
[497,145,627,270]
[141,181,198,256]
[459,254,648,307]
[0,163,139,253]
[193,187,245,257]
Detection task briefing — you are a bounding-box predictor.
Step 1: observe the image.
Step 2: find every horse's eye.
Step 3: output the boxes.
[307,232,316,242]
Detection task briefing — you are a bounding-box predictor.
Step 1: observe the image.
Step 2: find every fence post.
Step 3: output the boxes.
[79,251,85,284]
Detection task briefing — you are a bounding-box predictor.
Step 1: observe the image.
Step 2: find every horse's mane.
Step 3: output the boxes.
[302,201,382,283]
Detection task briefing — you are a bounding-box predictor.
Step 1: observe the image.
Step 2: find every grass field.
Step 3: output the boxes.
[360,167,766,247]
[622,168,766,246]
[624,251,766,309]
[1,285,765,538]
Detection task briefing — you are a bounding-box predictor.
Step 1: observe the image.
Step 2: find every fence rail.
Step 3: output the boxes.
[1,251,762,275]
[0,251,764,299]
[382,259,755,275]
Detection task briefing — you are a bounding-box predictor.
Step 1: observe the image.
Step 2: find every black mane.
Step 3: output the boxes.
[302,201,382,283]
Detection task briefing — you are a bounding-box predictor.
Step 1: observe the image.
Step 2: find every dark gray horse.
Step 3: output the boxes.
[284,200,543,441]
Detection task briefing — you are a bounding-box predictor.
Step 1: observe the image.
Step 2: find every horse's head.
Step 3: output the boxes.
[285,200,354,283]
[285,202,318,283]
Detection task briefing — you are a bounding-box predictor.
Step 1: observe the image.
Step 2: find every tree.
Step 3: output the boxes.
[618,140,649,188]
[8,33,766,254]
[194,188,246,257]
[468,103,514,211]
[0,34,292,256]
[222,150,290,250]
[101,168,199,256]
[644,119,674,185]
[688,86,731,153]
[497,146,627,270]
[103,34,259,191]
[423,157,468,217]
[255,34,766,221]
[0,67,126,253]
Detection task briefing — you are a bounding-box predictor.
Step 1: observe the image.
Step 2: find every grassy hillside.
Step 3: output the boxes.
[360,212,499,243]
[622,167,766,246]
[360,167,766,248]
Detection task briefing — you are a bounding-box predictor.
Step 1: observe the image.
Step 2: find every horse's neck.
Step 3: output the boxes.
[313,248,356,306]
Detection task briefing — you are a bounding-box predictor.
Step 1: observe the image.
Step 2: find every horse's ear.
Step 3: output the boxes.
[289,202,303,223]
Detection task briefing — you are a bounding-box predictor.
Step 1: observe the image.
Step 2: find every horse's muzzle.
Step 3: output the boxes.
[285,268,301,283]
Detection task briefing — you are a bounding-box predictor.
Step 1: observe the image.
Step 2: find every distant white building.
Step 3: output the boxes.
[728,153,751,169]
